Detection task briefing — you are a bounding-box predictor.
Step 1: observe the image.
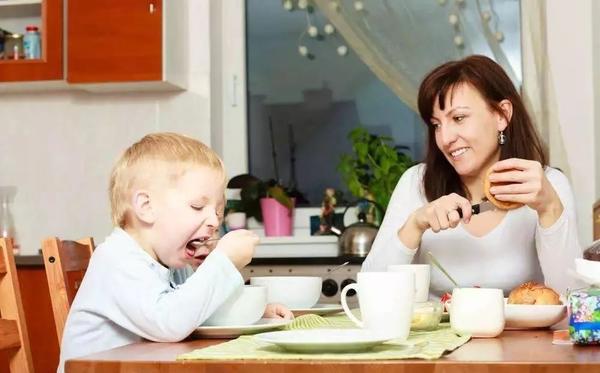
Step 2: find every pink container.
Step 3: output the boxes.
[260,198,294,236]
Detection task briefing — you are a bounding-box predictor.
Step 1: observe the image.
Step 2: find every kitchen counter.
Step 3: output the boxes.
[66,329,600,373]
[14,254,364,267]
[15,254,45,266]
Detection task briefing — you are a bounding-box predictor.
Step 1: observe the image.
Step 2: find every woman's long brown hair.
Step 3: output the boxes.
[417,55,547,202]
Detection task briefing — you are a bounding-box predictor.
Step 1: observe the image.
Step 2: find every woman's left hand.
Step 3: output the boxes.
[263,303,294,319]
[489,158,563,226]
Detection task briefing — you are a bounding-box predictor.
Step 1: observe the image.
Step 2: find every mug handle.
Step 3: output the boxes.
[340,283,363,327]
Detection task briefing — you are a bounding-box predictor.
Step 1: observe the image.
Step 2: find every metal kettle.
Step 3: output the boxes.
[330,199,383,257]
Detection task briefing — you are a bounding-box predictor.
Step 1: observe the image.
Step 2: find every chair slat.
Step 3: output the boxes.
[0,319,20,349]
[0,251,5,274]
[42,236,94,345]
[0,238,34,373]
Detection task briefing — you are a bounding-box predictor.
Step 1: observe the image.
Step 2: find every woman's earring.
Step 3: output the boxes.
[498,130,506,145]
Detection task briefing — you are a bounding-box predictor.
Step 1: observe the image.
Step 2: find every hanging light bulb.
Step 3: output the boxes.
[481,11,492,22]
[453,35,464,48]
[448,14,459,26]
[337,45,348,56]
[298,45,309,56]
[354,1,364,11]
[307,25,319,38]
[329,1,340,11]
[282,0,293,11]
[324,24,336,35]
[298,0,308,10]
[495,31,504,42]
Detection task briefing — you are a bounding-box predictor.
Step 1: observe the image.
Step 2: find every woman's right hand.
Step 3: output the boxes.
[398,193,472,249]
[411,193,473,233]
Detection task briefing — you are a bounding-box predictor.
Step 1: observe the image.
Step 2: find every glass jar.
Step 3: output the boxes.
[23,25,41,59]
[4,33,24,60]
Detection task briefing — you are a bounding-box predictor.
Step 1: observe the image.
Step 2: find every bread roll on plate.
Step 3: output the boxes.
[507,281,561,305]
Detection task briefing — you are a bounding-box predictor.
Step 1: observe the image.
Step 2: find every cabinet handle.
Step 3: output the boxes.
[149,2,156,14]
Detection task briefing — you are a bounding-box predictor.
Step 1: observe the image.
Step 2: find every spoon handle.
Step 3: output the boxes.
[427,251,459,288]
[330,261,350,273]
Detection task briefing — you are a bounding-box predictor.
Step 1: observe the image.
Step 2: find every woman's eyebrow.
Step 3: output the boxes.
[431,105,470,121]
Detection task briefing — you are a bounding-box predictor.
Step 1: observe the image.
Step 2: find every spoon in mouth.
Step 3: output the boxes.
[189,237,220,249]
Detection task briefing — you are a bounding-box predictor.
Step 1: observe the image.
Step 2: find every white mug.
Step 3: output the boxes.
[340,271,415,340]
[225,212,247,230]
[447,287,505,338]
[387,264,430,303]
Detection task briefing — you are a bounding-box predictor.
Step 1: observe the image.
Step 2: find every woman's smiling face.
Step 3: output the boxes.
[430,83,509,178]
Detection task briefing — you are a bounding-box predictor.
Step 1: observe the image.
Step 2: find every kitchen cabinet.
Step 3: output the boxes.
[0,0,63,82]
[67,0,187,91]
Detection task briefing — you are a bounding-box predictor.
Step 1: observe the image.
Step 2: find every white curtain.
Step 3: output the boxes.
[520,0,569,175]
[313,0,521,112]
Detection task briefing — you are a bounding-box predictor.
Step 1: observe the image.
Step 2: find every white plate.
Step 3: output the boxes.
[255,329,393,353]
[569,266,600,287]
[290,303,344,317]
[193,318,292,338]
[504,298,567,330]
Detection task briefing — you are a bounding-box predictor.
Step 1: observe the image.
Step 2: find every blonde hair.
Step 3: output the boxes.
[109,132,225,228]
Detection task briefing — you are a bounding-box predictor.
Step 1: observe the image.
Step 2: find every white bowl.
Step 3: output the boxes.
[204,285,267,326]
[250,276,322,309]
[504,298,567,329]
[575,258,600,284]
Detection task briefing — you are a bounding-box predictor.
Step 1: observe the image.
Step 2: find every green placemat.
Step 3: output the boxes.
[178,313,470,361]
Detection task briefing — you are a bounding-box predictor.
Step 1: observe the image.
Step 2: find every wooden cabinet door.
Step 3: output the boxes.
[67,0,162,83]
[0,0,63,82]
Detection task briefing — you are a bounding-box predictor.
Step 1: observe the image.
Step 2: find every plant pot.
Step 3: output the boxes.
[260,197,294,236]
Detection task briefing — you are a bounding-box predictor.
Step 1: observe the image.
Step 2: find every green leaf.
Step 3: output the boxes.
[337,126,414,212]
[267,185,293,211]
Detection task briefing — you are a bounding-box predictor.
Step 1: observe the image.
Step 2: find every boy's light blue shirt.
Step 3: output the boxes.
[58,228,243,372]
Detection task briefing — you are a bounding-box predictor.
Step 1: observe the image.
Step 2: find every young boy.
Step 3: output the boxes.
[59,133,267,371]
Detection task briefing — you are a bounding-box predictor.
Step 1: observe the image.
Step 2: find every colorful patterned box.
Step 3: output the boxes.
[568,287,600,344]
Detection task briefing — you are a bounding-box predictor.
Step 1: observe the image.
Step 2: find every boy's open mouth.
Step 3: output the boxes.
[185,239,210,261]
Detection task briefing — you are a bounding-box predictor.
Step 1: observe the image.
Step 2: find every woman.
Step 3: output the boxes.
[362,55,581,296]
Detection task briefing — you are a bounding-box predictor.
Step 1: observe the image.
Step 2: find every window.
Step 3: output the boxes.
[246,0,425,205]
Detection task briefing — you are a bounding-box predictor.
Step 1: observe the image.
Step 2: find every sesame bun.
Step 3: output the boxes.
[484,167,524,210]
[507,281,561,305]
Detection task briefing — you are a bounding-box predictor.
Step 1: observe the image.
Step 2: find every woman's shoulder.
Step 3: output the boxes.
[544,166,571,188]
[402,163,426,180]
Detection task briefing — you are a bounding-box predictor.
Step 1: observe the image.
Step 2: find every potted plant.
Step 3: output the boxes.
[337,127,414,221]
[229,175,295,236]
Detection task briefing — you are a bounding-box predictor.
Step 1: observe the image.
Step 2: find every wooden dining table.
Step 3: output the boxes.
[66,328,599,373]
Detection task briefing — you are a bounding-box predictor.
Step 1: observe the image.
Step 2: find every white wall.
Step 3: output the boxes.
[0,1,212,255]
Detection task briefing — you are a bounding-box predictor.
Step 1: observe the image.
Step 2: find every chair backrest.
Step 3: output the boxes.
[0,237,34,373]
[41,237,94,344]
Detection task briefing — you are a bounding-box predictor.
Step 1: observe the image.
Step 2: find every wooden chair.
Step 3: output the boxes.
[41,237,94,345]
[0,237,34,373]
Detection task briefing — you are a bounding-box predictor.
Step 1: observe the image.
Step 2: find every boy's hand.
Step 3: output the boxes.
[263,303,294,319]
[214,229,259,269]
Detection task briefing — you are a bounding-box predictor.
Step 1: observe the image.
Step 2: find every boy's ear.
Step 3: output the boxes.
[131,190,156,224]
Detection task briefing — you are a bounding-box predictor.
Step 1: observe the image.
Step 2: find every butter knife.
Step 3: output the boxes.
[457,200,495,218]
